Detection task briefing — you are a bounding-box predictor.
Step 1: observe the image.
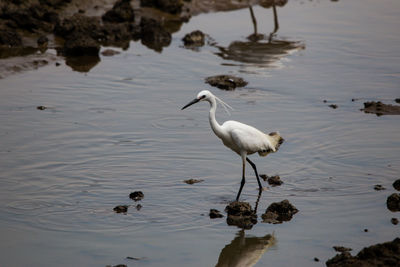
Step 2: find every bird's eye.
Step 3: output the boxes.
[200,95,206,99]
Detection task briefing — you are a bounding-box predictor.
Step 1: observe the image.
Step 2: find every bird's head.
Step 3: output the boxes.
[181,90,213,110]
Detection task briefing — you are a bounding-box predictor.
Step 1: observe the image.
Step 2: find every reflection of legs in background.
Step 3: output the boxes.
[268,1,279,42]
[248,1,280,42]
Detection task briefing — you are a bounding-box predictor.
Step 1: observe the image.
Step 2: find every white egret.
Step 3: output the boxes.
[181,90,284,201]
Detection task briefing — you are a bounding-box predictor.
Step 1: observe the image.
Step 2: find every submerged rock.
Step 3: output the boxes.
[326,238,400,267]
[387,193,400,212]
[393,179,400,191]
[262,199,298,224]
[113,205,128,213]
[361,101,400,116]
[209,209,223,219]
[266,175,283,186]
[37,105,47,110]
[101,49,121,57]
[373,184,385,191]
[329,104,338,109]
[182,30,205,46]
[129,191,144,201]
[333,246,353,253]
[184,178,204,184]
[225,201,257,229]
[102,0,134,23]
[205,75,248,90]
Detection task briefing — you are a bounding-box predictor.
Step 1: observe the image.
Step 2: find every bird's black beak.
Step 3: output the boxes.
[181,98,200,110]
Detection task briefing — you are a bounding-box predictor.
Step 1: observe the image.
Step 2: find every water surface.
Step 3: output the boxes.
[0,0,400,266]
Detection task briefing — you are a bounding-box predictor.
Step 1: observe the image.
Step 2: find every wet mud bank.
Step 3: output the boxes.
[326,238,400,267]
[361,101,400,116]
[0,0,267,77]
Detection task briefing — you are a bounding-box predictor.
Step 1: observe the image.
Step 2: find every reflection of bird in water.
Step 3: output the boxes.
[182,90,283,201]
[214,0,304,69]
[216,230,276,267]
[216,39,304,68]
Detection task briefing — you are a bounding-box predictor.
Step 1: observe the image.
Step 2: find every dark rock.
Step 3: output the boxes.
[205,75,248,90]
[373,184,385,191]
[361,101,400,116]
[314,257,319,262]
[261,211,280,224]
[266,175,283,186]
[395,98,400,104]
[37,35,48,47]
[113,205,128,213]
[333,246,352,253]
[329,104,338,109]
[326,238,400,267]
[262,199,298,223]
[54,14,101,39]
[184,178,204,184]
[102,0,134,23]
[136,204,142,211]
[209,209,223,219]
[129,191,144,201]
[63,33,100,56]
[387,193,400,212]
[364,228,368,232]
[391,218,399,225]
[182,30,205,46]
[0,27,22,47]
[140,18,171,52]
[393,179,400,191]
[37,106,47,110]
[260,174,268,181]
[140,0,184,14]
[101,49,121,56]
[225,201,257,229]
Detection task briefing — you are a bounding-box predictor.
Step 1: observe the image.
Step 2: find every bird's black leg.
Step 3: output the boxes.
[246,157,263,191]
[236,161,246,201]
[254,189,262,213]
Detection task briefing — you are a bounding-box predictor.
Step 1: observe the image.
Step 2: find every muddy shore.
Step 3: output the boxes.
[0,0,262,77]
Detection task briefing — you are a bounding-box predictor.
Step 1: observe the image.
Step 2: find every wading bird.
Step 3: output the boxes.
[181,90,283,201]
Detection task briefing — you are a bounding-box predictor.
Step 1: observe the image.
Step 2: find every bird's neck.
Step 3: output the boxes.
[209,97,224,139]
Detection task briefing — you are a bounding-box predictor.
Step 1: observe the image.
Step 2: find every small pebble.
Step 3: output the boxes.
[184,179,204,184]
[329,104,338,109]
[37,106,47,110]
[129,191,144,201]
[209,209,223,219]
[391,218,398,225]
[373,184,385,191]
[314,257,319,262]
[113,205,128,213]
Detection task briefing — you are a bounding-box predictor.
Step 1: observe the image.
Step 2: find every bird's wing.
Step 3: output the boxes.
[229,126,265,155]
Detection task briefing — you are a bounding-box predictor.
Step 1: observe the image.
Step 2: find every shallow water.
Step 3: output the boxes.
[1,0,400,266]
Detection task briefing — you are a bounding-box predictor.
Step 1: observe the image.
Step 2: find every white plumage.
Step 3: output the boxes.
[182,90,283,200]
